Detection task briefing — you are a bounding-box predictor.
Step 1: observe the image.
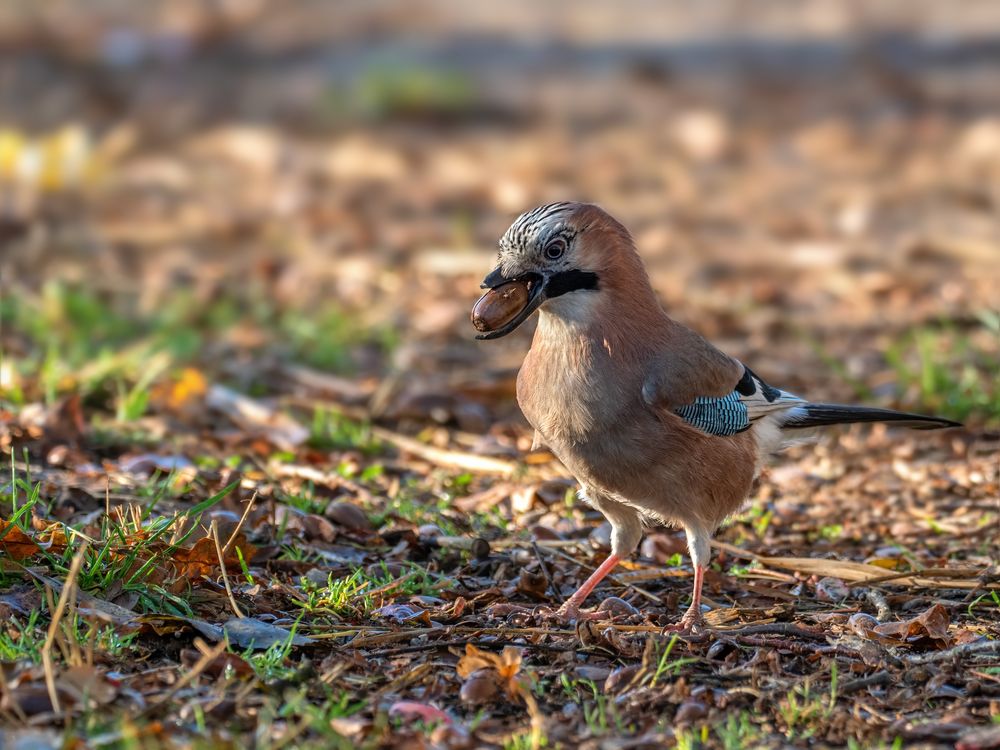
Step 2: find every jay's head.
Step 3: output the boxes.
[477,202,642,339]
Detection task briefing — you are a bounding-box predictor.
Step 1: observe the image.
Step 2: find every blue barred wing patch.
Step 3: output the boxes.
[671,366,804,437]
[675,392,751,436]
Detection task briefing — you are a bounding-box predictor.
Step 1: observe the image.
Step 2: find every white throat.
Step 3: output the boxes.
[537,291,600,334]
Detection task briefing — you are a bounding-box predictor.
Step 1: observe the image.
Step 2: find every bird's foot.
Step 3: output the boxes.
[662,606,705,635]
[661,619,701,635]
[552,603,610,624]
[484,602,535,619]
[484,602,609,625]
[553,594,640,624]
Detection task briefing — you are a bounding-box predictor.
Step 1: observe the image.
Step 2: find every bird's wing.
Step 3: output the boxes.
[644,361,803,437]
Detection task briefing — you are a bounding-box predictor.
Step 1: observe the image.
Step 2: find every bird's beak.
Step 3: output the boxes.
[475,268,548,340]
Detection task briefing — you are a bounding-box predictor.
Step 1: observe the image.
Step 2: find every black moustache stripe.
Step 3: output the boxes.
[546,270,599,298]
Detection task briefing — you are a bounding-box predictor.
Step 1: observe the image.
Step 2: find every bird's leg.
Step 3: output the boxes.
[662,564,705,633]
[555,553,621,620]
[555,491,641,621]
[664,524,711,632]
[677,563,705,629]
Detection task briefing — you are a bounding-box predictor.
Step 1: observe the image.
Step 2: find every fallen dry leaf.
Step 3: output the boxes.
[172,533,257,578]
[2,5,998,748]
[0,520,41,560]
[456,643,523,696]
[372,603,432,625]
[221,617,312,649]
[151,367,208,410]
[873,603,954,648]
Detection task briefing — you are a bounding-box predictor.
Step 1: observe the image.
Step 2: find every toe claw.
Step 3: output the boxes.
[662,612,705,635]
[553,604,610,624]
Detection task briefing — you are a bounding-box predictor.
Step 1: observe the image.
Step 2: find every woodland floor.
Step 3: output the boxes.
[1,2,999,749]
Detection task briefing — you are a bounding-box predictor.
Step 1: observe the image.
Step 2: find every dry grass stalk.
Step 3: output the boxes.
[41,542,89,716]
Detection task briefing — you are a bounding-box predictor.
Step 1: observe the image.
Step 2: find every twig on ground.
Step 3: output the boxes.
[212,520,245,619]
[711,623,828,640]
[730,635,845,656]
[862,589,892,621]
[365,571,418,599]
[713,541,997,591]
[140,639,228,718]
[906,639,1000,665]
[845,567,990,588]
[222,491,257,556]
[368,639,580,658]
[266,463,373,503]
[839,671,892,695]
[371,426,519,476]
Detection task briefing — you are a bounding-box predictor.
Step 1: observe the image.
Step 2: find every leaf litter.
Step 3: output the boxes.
[1,2,999,749]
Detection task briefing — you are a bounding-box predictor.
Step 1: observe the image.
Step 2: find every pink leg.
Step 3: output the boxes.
[556,554,621,619]
[683,564,705,623]
[666,564,705,632]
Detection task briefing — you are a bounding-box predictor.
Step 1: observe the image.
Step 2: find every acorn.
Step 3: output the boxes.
[472,280,530,332]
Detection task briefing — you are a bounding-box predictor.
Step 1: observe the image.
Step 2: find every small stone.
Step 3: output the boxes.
[597,597,640,617]
[517,570,550,599]
[529,525,563,541]
[326,502,372,531]
[365,561,406,577]
[470,538,491,560]
[641,533,686,562]
[589,522,613,551]
[303,568,331,586]
[848,612,881,637]
[460,670,499,705]
[575,665,612,682]
[707,639,737,660]
[604,664,641,693]
[674,700,709,725]
[815,576,850,602]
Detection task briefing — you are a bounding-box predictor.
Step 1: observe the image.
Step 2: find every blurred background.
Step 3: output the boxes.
[2,6,998,745]
[2,0,999,436]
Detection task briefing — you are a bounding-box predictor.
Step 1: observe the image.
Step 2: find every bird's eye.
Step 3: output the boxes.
[544,238,567,260]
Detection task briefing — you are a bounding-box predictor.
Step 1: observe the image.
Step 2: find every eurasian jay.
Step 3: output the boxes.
[476,202,960,628]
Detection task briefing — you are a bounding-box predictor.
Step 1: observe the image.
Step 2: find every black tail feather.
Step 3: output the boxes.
[781,404,962,431]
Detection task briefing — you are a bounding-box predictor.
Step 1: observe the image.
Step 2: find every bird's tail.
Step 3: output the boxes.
[780,403,962,431]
